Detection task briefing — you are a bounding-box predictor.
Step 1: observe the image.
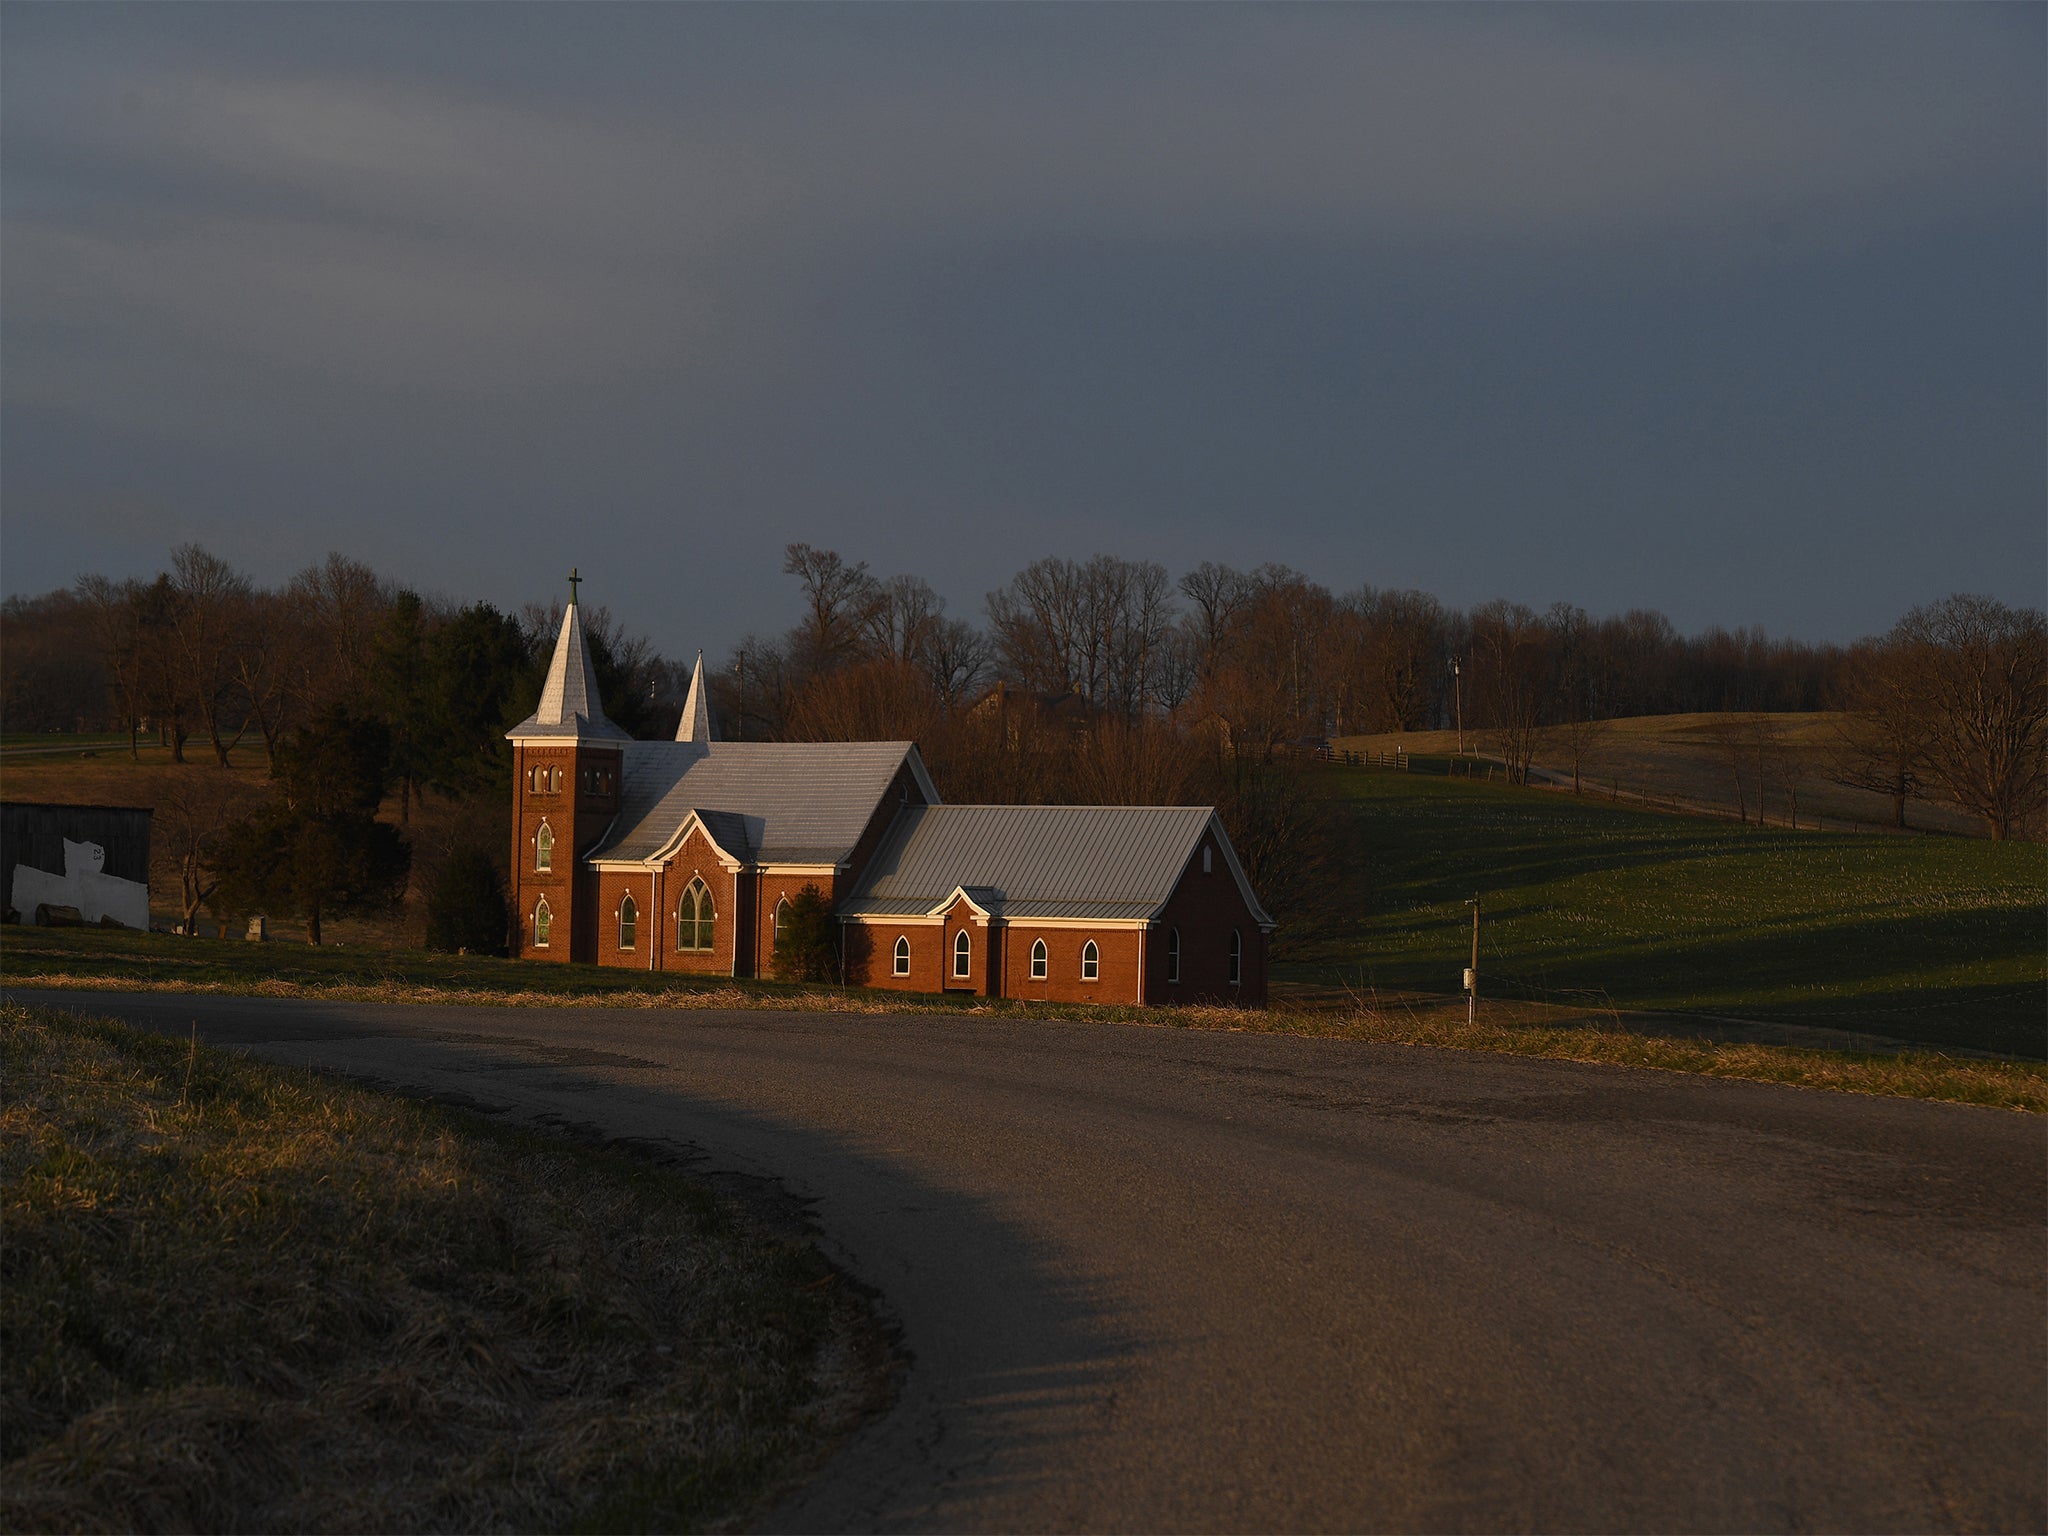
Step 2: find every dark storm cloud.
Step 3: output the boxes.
[3,5,2041,651]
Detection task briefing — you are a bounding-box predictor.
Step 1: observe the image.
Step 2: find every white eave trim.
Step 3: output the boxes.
[927,884,995,921]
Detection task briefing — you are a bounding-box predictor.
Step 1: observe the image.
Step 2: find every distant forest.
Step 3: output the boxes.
[2,544,2043,859]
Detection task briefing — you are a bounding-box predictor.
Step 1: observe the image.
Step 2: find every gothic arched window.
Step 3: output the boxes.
[1166,927,1181,983]
[1081,940,1099,981]
[677,878,715,952]
[533,897,552,948]
[894,935,910,976]
[619,893,637,951]
[1029,939,1047,980]
[1228,929,1242,986]
[535,821,554,873]
[952,928,971,979]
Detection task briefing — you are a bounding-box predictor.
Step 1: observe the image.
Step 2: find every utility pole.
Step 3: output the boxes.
[1451,657,1464,757]
[1465,894,1480,1024]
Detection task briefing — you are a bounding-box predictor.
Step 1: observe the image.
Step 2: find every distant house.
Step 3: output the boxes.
[507,587,1273,1004]
[965,679,1095,747]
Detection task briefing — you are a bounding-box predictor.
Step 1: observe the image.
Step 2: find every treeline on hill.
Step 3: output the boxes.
[1,544,2041,950]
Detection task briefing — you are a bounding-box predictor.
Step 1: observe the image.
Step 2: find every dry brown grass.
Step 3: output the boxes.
[0,1002,885,1534]
[11,969,2041,1114]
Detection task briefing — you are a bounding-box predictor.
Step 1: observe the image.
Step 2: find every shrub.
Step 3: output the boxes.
[770,883,838,983]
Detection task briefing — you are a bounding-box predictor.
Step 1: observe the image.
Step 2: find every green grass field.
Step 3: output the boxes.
[1287,766,2047,1058]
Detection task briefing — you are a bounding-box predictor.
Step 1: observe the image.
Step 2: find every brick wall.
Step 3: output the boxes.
[844,920,946,992]
[509,741,621,963]
[1148,827,1267,1005]
[1000,925,1143,1006]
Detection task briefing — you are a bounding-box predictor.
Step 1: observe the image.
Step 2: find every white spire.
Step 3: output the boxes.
[676,650,719,742]
[506,571,630,741]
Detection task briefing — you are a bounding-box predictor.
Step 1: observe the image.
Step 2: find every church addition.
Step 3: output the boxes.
[508,580,1273,1005]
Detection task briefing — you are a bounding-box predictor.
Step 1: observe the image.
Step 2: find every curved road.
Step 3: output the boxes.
[13,989,2043,1533]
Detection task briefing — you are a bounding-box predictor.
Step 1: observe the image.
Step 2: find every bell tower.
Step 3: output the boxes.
[507,568,631,962]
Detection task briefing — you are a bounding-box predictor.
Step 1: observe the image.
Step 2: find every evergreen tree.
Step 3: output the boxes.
[425,602,532,799]
[216,705,409,944]
[370,590,432,826]
[770,883,838,983]
[423,847,510,955]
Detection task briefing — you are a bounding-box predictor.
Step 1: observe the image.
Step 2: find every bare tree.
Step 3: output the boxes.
[783,544,881,679]
[1891,595,2047,840]
[1828,636,1929,830]
[1177,562,1255,687]
[76,575,151,756]
[153,770,254,934]
[167,543,256,766]
[287,552,388,710]
[1469,600,1553,785]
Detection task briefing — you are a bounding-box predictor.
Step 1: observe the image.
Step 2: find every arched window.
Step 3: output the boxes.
[1202,845,1213,875]
[1228,929,1242,986]
[549,765,561,792]
[1166,927,1181,983]
[774,897,791,936]
[619,893,637,951]
[894,935,911,976]
[535,821,554,873]
[1030,939,1047,980]
[1081,940,1099,981]
[953,928,971,979]
[677,878,715,952]
[533,897,552,948]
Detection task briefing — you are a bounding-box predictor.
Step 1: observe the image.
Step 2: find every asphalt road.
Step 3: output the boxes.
[12,988,2044,1534]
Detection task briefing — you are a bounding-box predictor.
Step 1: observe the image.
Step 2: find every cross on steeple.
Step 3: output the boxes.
[567,567,582,606]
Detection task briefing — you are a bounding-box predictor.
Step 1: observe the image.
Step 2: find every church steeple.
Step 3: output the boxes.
[675,651,719,743]
[507,570,631,741]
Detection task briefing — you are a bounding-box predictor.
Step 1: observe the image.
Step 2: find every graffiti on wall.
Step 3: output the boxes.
[10,838,150,929]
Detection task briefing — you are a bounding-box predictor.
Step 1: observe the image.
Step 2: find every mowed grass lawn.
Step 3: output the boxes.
[1287,767,2047,1058]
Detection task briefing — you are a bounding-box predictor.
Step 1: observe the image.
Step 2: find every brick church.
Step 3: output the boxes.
[508,585,1273,1005]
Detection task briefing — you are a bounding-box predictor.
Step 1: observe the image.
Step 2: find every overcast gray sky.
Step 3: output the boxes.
[4,3,2042,656]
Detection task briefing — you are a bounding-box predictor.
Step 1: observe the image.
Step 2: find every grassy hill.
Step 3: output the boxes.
[1285,764,2046,1058]
[1333,712,1997,837]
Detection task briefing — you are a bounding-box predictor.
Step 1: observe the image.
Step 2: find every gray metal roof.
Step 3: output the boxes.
[508,602,631,741]
[586,740,934,866]
[838,804,1275,926]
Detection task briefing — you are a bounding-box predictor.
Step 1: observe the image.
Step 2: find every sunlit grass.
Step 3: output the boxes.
[0,1002,880,1533]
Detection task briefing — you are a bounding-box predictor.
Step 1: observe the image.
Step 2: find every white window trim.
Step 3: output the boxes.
[619,893,637,951]
[894,935,911,976]
[1029,939,1047,981]
[535,819,554,873]
[952,928,972,979]
[533,897,552,948]
[1081,940,1099,981]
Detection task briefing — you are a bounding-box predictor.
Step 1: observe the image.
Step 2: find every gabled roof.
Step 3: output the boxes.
[508,601,631,741]
[586,740,937,867]
[838,804,1276,928]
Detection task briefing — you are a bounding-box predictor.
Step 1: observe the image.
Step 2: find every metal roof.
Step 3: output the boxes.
[585,740,934,866]
[838,804,1275,927]
[507,602,631,741]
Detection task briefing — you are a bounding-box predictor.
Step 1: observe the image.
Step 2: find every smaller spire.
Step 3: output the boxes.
[676,650,720,742]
